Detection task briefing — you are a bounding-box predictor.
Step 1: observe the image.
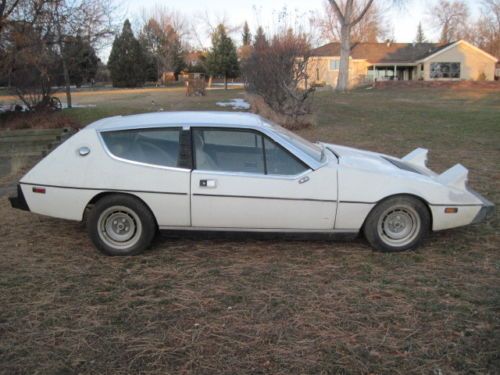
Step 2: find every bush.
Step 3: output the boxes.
[242,30,314,128]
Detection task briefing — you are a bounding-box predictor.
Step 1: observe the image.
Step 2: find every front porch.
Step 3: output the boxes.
[367,64,421,81]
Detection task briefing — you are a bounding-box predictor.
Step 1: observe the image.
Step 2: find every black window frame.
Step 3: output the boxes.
[190,127,309,176]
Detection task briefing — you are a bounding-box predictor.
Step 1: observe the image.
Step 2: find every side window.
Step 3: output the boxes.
[264,137,308,175]
[101,128,181,167]
[193,128,264,174]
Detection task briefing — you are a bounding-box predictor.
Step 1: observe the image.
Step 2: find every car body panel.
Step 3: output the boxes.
[20,127,191,226]
[190,163,337,229]
[325,143,485,230]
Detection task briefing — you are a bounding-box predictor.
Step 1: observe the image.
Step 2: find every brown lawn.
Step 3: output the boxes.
[0,85,499,374]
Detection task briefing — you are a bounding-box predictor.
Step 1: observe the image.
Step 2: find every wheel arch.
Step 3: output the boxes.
[83,191,159,228]
[361,193,433,231]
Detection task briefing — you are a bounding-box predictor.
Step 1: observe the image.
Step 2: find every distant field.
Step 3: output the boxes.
[0,85,499,374]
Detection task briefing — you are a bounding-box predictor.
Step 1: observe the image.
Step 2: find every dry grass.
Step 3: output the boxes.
[0,86,499,374]
[0,111,80,130]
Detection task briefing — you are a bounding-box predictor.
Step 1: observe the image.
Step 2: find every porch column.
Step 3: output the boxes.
[394,65,397,79]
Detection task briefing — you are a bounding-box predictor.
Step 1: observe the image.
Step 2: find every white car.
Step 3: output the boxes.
[9,111,494,255]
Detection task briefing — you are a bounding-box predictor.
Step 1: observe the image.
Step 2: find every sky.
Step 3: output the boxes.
[102,0,482,60]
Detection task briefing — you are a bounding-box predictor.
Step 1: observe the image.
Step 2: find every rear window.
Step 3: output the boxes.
[101,128,181,168]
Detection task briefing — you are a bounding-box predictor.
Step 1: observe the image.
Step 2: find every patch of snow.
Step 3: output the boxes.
[0,102,96,113]
[61,103,96,109]
[216,98,251,110]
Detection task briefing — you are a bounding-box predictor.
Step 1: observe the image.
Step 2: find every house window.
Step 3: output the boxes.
[329,59,340,71]
[430,62,460,79]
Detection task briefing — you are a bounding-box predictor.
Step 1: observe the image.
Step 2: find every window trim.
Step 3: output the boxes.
[191,127,310,178]
[98,127,191,172]
[429,62,461,79]
[329,58,340,71]
[97,121,327,171]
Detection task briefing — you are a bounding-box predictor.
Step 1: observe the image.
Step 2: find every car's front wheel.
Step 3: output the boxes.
[363,196,430,252]
[87,194,156,256]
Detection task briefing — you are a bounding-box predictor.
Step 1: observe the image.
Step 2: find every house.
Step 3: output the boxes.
[308,40,498,88]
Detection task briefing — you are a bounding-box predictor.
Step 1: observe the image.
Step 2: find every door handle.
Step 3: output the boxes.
[200,179,217,188]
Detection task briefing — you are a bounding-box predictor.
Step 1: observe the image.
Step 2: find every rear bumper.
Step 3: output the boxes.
[469,188,495,224]
[9,184,30,211]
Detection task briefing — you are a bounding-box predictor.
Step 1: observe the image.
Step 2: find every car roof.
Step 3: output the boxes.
[86,111,265,131]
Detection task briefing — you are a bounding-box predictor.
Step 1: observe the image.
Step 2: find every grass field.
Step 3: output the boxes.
[0,85,499,374]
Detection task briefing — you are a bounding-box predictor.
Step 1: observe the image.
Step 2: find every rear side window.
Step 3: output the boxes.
[101,128,181,167]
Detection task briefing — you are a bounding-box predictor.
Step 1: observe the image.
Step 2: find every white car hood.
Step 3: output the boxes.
[323,143,476,196]
[323,143,427,176]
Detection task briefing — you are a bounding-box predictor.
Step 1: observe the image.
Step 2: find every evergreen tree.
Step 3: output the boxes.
[139,19,163,81]
[242,21,251,46]
[206,24,239,90]
[108,19,146,87]
[415,22,427,43]
[62,36,99,87]
[254,26,268,49]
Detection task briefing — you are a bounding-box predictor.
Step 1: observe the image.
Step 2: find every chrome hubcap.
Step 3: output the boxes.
[98,206,142,250]
[378,205,420,247]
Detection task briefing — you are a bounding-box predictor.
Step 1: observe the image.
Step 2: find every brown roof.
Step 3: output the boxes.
[310,42,453,64]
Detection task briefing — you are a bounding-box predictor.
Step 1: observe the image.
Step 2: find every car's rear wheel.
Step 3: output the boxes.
[363,196,430,252]
[87,194,156,256]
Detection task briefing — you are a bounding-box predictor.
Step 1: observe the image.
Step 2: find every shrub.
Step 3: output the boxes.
[242,30,314,128]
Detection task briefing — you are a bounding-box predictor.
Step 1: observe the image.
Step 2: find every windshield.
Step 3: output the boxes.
[265,121,324,162]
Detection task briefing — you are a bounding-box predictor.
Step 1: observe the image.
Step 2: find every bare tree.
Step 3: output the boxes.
[243,29,314,127]
[326,0,404,92]
[4,19,58,110]
[1,0,55,95]
[50,0,117,108]
[0,0,20,34]
[428,0,470,43]
[139,6,189,81]
[470,0,500,57]
[314,0,390,44]
[190,10,240,50]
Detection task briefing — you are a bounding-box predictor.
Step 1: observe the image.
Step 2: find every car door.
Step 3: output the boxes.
[190,127,337,230]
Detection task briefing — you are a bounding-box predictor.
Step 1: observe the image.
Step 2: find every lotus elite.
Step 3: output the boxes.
[9,112,494,255]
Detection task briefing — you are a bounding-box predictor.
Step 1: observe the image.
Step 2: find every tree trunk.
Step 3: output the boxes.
[336,22,351,92]
[55,10,72,109]
[61,53,72,108]
[224,74,228,90]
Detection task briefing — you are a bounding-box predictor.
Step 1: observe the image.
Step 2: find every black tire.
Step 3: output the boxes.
[363,196,430,252]
[87,194,156,256]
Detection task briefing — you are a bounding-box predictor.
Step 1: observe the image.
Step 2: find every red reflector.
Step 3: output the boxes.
[444,207,458,214]
[32,187,46,194]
